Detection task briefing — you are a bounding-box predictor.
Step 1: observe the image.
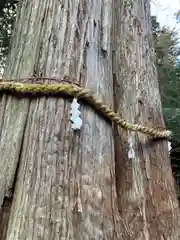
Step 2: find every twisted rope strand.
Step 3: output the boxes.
[0,81,171,139]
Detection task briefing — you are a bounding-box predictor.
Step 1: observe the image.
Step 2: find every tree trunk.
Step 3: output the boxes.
[0,0,180,240]
[0,0,121,239]
[113,1,180,239]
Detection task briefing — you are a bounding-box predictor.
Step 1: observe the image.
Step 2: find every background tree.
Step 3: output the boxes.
[151,15,180,203]
[113,1,180,238]
[152,15,180,139]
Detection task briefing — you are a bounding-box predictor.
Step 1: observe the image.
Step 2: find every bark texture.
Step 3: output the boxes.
[1,0,180,239]
[113,0,180,239]
[0,0,121,239]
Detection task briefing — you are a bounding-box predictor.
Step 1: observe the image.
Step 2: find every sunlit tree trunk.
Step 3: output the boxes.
[113,0,180,239]
[0,1,121,239]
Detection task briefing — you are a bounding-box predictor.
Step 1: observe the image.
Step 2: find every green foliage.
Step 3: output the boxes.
[162,64,180,140]
[164,108,180,140]
[175,10,180,23]
[160,64,180,106]
[152,16,180,71]
[0,1,17,74]
[0,0,18,16]
[152,16,180,140]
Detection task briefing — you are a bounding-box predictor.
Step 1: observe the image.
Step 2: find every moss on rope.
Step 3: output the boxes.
[0,81,171,139]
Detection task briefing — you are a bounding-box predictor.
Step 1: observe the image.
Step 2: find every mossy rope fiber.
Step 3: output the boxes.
[0,79,171,139]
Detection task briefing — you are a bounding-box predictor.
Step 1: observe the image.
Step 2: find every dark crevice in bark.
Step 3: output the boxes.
[12,103,30,189]
[0,99,30,239]
[113,71,125,214]
[0,196,13,240]
[0,95,8,138]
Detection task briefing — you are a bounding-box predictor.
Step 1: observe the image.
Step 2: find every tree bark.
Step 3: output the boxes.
[0,0,121,239]
[1,0,180,240]
[113,1,180,239]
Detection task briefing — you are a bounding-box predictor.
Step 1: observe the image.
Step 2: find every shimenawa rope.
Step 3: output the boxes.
[0,80,171,139]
